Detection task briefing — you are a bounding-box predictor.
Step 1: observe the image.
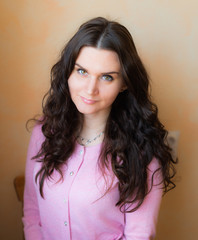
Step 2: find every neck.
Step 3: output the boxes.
[79,111,109,142]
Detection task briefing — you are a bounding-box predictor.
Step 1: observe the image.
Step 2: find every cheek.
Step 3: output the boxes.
[103,88,121,104]
[68,73,83,92]
[68,75,77,95]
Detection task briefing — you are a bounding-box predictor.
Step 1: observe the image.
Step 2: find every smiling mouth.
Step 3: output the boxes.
[80,96,97,104]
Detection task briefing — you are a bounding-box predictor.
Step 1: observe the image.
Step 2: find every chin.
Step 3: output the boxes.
[76,106,98,115]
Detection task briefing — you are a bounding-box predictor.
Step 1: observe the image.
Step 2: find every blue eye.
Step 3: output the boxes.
[102,75,113,81]
[77,69,87,76]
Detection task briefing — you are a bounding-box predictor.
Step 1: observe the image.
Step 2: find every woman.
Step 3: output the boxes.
[23,17,176,240]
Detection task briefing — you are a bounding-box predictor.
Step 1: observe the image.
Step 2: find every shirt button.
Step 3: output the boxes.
[70,171,74,176]
[80,150,83,155]
[64,221,67,226]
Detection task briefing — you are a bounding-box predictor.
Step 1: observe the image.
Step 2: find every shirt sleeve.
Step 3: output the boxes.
[22,124,44,240]
[123,158,163,240]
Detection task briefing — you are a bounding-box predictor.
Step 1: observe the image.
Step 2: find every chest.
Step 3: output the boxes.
[33,145,120,213]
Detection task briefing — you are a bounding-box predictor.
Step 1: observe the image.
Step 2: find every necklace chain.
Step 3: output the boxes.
[77,132,104,146]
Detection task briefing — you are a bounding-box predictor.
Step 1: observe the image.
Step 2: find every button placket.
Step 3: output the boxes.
[64,146,85,236]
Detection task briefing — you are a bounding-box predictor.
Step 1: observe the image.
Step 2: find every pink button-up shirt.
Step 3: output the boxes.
[23,124,162,240]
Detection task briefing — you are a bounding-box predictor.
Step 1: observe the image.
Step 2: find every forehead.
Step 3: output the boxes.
[76,47,121,72]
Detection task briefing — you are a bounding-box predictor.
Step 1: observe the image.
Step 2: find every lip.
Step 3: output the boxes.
[80,96,97,104]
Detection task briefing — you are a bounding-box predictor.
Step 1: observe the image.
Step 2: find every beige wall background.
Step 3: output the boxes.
[0,0,198,239]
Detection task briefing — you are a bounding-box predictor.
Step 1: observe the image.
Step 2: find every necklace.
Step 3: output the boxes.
[77,132,104,146]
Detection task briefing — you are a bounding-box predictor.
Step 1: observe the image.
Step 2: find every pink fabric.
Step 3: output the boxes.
[23,124,162,240]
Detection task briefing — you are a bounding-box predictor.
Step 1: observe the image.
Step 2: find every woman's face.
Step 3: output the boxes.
[68,46,126,118]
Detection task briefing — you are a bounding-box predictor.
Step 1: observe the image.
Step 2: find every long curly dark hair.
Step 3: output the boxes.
[32,17,177,212]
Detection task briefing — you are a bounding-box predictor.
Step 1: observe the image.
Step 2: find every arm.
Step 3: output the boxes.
[123,158,163,240]
[22,125,44,240]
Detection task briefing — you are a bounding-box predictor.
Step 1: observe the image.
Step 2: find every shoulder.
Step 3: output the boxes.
[31,123,44,138]
[25,123,45,169]
[147,157,161,172]
[29,123,45,151]
[147,157,163,186]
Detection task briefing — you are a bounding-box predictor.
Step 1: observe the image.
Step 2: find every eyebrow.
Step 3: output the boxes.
[75,63,120,75]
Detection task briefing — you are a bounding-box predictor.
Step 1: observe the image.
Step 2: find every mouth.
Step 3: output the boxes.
[80,96,97,104]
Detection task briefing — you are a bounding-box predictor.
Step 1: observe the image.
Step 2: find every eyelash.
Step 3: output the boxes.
[76,68,114,81]
[101,75,113,82]
[77,68,87,76]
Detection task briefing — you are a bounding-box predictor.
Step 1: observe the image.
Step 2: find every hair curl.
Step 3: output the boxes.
[31,17,177,212]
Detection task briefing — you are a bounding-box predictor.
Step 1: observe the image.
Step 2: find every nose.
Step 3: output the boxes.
[86,77,99,95]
